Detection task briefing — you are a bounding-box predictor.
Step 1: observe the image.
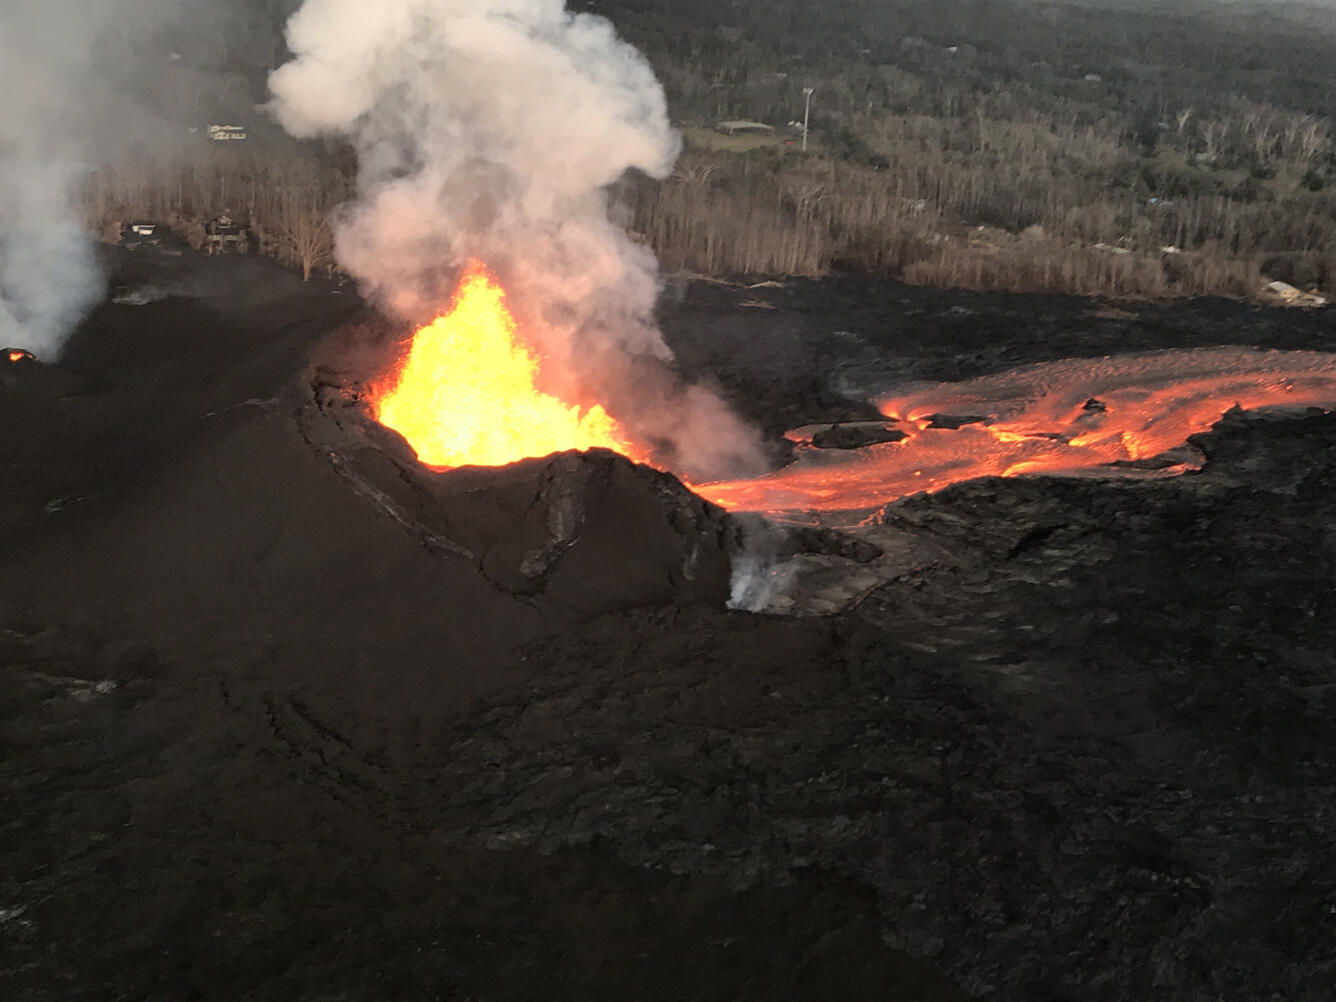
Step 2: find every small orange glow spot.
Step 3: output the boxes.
[1001,460,1048,477]
[1120,431,1148,460]
[987,428,1035,444]
[7,350,31,363]
[371,262,640,469]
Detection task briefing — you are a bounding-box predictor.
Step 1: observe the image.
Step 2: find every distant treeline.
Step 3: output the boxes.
[615,0,1336,296]
[85,150,346,281]
[627,109,1336,297]
[93,0,1336,299]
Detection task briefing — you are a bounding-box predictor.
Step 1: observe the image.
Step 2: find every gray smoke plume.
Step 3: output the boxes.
[268,0,766,481]
[0,2,113,359]
[0,0,201,360]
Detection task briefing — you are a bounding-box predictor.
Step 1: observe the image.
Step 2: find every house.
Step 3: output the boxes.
[714,121,775,137]
[208,124,247,142]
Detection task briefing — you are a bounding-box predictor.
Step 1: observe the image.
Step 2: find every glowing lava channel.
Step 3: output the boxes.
[373,263,638,469]
[696,347,1336,515]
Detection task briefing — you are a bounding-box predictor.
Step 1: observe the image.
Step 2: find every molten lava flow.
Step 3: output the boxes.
[372,263,638,469]
[696,348,1336,517]
[6,349,33,363]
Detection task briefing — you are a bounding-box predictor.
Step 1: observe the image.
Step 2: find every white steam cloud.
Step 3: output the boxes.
[0,2,112,358]
[0,0,195,359]
[268,0,766,480]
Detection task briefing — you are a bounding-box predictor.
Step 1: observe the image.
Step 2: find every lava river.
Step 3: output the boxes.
[694,347,1336,516]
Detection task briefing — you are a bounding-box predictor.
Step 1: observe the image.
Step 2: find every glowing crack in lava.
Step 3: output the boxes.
[372,263,640,469]
[696,348,1336,516]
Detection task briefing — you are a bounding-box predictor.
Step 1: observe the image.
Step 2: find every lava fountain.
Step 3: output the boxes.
[372,263,642,469]
[367,279,1336,519]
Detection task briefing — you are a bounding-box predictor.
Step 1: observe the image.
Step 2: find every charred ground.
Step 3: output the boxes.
[3,251,1336,1000]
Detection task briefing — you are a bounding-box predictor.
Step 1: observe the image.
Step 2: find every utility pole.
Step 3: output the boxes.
[802,87,814,152]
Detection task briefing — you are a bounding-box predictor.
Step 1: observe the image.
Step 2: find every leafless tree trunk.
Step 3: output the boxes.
[275,188,335,281]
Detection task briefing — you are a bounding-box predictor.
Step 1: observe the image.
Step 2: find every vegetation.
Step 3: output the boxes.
[96,0,1336,298]
[85,147,348,280]
[616,0,1336,295]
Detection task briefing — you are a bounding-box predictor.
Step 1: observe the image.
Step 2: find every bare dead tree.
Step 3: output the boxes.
[1291,118,1327,163]
[1200,121,1221,162]
[274,187,335,281]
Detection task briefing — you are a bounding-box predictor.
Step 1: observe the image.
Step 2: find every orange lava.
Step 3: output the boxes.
[6,349,31,363]
[372,262,639,469]
[696,348,1336,515]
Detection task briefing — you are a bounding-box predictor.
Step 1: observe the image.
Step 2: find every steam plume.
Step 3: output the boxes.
[0,0,198,359]
[269,0,766,480]
[0,2,110,358]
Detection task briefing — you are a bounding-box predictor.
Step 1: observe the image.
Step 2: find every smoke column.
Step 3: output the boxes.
[269,0,766,480]
[0,2,111,359]
[0,0,201,360]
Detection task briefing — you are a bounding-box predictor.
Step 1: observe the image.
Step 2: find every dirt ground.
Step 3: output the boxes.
[3,250,1335,1000]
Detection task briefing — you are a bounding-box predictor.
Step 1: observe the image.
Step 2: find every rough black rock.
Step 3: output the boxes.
[811,421,907,449]
[5,252,1336,1001]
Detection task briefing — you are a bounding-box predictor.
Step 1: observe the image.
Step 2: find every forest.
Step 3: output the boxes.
[90,0,1336,299]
